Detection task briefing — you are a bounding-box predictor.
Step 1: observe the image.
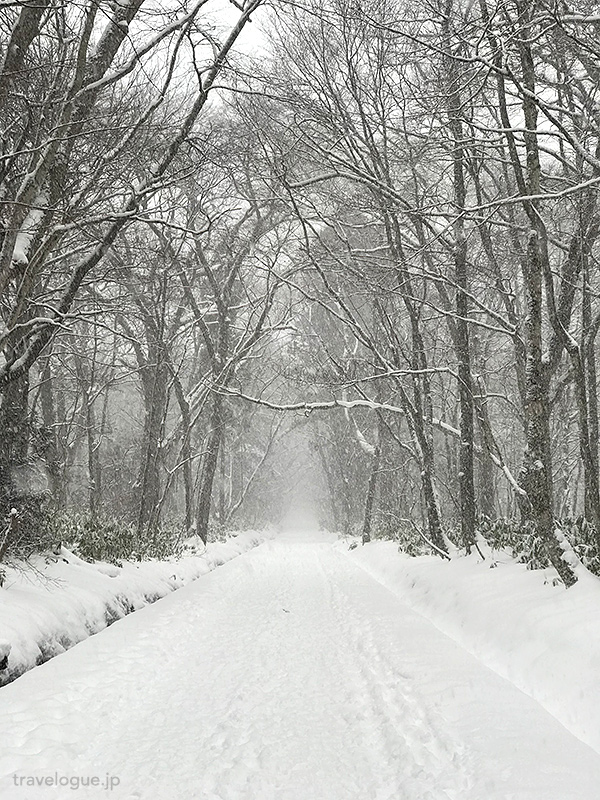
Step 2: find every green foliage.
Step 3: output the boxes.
[476,517,600,576]
[372,515,431,557]
[476,517,550,569]
[207,518,228,543]
[369,514,600,576]
[0,497,56,561]
[45,511,186,565]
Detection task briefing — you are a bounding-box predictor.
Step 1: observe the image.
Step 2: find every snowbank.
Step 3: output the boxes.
[344,540,600,754]
[0,530,272,686]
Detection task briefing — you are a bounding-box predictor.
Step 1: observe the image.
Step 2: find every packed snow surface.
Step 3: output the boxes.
[1,529,600,799]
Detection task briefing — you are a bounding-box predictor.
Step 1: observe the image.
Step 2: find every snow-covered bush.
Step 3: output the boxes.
[44,512,186,565]
[0,639,10,671]
[377,518,431,556]
[556,518,600,576]
[475,517,549,569]
[476,516,600,576]
[0,499,57,562]
[363,515,600,577]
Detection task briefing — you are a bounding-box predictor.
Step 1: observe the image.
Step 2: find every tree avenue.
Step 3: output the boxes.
[2,0,600,588]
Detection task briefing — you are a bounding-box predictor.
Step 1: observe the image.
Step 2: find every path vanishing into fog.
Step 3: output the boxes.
[2,530,600,800]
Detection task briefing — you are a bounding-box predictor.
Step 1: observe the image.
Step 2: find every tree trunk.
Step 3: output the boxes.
[38,360,66,508]
[0,371,30,512]
[582,258,600,543]
[569,346,600,549]
[516,13,576,585]
[136,346,169,538]
[84,388,102,520]
[0,368,35,554]
[361,437,381,544]
[445,0,476,553]
[475,420,496,520]
[452,155,476,552]
[195,393,225,544]
[519,232,575,585]
[171,373,194,533]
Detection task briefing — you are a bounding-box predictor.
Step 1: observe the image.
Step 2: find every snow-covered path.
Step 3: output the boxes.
[2,531,600,800]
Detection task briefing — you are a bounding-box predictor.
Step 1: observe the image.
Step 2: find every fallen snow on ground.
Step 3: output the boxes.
[1,529,599,800]
[0,530,271,686]
[345,538,600,754]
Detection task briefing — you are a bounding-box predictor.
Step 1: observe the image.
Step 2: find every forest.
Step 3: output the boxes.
[1,0,600,589]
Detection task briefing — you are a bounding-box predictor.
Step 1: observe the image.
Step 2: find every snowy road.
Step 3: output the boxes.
[1,530,600,800]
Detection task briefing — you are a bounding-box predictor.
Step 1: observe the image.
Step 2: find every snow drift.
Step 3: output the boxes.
[0,530,272,686]
[345,539,600,754]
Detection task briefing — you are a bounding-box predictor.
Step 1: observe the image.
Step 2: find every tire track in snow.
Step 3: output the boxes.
[320,553,473,800]
[168,543,456,800]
